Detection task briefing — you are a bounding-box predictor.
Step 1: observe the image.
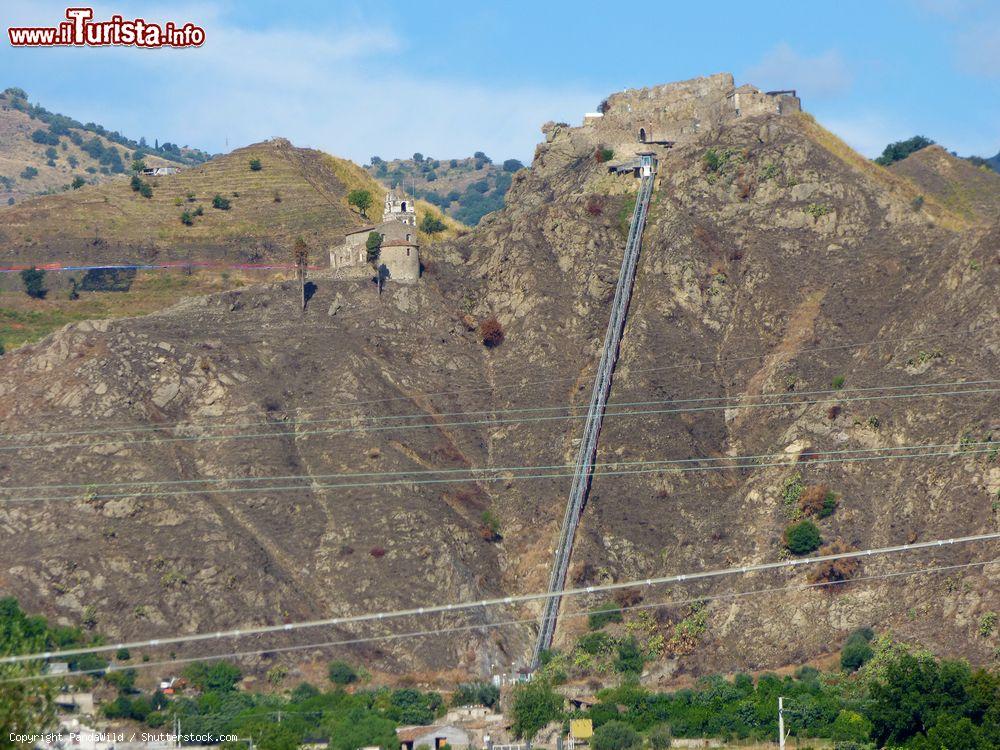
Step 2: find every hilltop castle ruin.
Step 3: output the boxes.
[330,190,420,283]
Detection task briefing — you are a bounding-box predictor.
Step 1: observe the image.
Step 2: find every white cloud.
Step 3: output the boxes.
[742,43,852,98]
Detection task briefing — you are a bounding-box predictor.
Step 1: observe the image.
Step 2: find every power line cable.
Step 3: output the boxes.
[5,329,977,429]
[1,440,993,503]
[2,378,993,442]
[2,384,994,454]
[4,554,995,684]
[1,443,993,506]
[3,530,996,667]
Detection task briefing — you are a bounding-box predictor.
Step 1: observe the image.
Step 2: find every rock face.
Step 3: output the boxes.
[1,75,997,679]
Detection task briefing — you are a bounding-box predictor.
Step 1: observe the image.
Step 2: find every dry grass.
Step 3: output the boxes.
[794,113,970,233]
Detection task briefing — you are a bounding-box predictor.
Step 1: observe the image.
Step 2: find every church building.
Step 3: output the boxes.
[330,190,420,283]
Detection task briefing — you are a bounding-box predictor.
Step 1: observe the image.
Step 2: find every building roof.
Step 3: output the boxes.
[346,225,377,237]
[381,240,419,248]
[396,725,467,743]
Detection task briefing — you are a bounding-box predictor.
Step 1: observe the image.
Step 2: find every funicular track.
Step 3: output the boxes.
[532,164,657,667]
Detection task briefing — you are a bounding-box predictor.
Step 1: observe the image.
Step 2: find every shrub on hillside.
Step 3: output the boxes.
[594,147,614,163]
[479,317,504,348]
[479,510,502,542]
[614,637,645,674]
[180,210,193,226]
[71,176,85,190]
[182,661,242,692]
[588,602,623,630]
[585,196,604,215]
[212,194,230,210]
[138,182,153,199]
[31,128,59,145]
[20,267,47,299]
[20,166,38,180]
[799,484,838,518]
[420,213,446,234]
[509,679,563,740]
[369,546,386,558]
[593,720,640,750]
[249,158,262,171]
[808,541,860,584]
[784,520,822,555]
[327,660,358,685]
[647,724,672,750]
[450,682,499,708]
[840,632,874,672]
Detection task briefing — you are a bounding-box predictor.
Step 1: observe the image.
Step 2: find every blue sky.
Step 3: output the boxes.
[3,0,998,163]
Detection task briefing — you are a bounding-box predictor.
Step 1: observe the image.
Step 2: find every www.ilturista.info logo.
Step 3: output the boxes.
[8,8,205,48]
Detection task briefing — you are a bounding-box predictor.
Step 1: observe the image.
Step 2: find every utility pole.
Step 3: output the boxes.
[778,696,786,750]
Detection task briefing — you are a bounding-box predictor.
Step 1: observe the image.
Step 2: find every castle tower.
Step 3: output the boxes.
[383,190,416,226]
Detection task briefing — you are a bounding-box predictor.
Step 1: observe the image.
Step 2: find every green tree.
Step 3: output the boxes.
[874,136,934,166]
[131,159,146,173]
[450,682,499,708]
[783,520,822,555]
[614,637,645,674]
[592,720,640,750]
[419,213,446,234]
[348,189,374,218]
[20,166,38,180]
[0,598,59,746]
[328,660,358,685]
[71,176,86,189]
[830,710,873,742]
[647,724,672,750]
[249,158,263,171]
[365,231,383,266]
[20,267,47,299]
[325,709,397,750]
[502,158,524,172]
[212,194,231,210]
[509,679,563,740]
[588,602,623,630]
[182,661,242,692]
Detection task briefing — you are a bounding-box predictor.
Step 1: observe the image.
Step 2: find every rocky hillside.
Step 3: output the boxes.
[0,74,997,682]
[889,144,1000,224]
[367,153,521,225]
[0,87,208,204]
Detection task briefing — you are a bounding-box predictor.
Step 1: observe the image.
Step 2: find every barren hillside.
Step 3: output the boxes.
[0,74,996,682]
